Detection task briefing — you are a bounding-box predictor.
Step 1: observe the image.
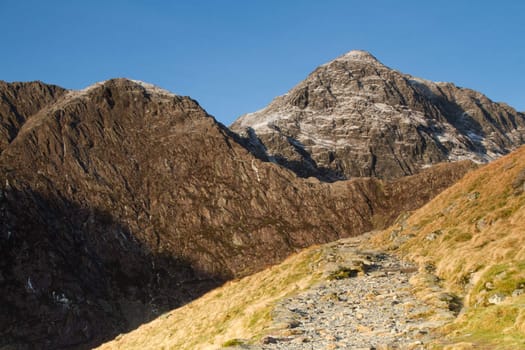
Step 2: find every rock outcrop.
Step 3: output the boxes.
[231,50,525,181]
[0,79,473,349]
[0,81,66,152]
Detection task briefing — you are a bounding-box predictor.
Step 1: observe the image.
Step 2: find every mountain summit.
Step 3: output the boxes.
[331,49,382,64]
[231,50,525,181]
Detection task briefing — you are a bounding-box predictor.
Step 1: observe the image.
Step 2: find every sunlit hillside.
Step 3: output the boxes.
[372,145,525,348]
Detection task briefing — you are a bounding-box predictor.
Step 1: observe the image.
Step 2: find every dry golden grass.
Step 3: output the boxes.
[372,145,525,348]
[96,246,327,350]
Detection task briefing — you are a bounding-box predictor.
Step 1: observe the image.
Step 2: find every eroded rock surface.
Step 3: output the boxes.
[0,80,66,152]
[232,50,525,181]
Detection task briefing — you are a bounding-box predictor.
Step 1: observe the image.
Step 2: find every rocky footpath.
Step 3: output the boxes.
[236,236,457,349]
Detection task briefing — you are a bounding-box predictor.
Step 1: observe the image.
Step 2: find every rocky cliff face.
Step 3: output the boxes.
[0,79,473,349]
[231,50,525,181]
[0,81,66,152]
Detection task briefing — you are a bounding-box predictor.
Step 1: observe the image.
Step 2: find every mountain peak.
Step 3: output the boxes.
[330,50,382,65]
[232,50,525,181]
[78,78,176,97]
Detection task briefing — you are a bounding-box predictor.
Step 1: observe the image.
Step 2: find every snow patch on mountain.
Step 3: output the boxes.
[65,79,176,101]
[130,79,176,96]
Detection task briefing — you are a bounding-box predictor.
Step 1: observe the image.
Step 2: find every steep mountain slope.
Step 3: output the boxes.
[232,50,525,181]
[0,79,473,349]
[98,146,525,350]
[371,144,525,348]
[0,81,66,152]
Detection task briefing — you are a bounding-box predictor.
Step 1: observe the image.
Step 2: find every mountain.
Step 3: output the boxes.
[231,50,525,181]
[97,145,525,350]
[0,79,473,349]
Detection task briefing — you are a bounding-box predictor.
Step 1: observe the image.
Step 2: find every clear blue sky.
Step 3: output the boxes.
[1,0,523,125]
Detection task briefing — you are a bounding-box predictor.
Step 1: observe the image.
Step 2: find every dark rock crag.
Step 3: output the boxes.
[0,81,66,153]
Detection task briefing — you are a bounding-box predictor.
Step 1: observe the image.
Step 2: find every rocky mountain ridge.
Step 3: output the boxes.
[232,50,525,181]
[0,79,473,349]
[0,81,66,152]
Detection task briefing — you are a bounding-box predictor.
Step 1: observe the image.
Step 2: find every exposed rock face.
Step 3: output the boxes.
[0,79,473,349]
[231,50,525,181]
[0,81,66,152]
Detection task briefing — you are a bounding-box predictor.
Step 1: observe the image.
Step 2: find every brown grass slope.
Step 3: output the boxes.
[372,145,525,348]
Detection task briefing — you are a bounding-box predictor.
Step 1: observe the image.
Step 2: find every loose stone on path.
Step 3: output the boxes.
[245,237,454,349]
